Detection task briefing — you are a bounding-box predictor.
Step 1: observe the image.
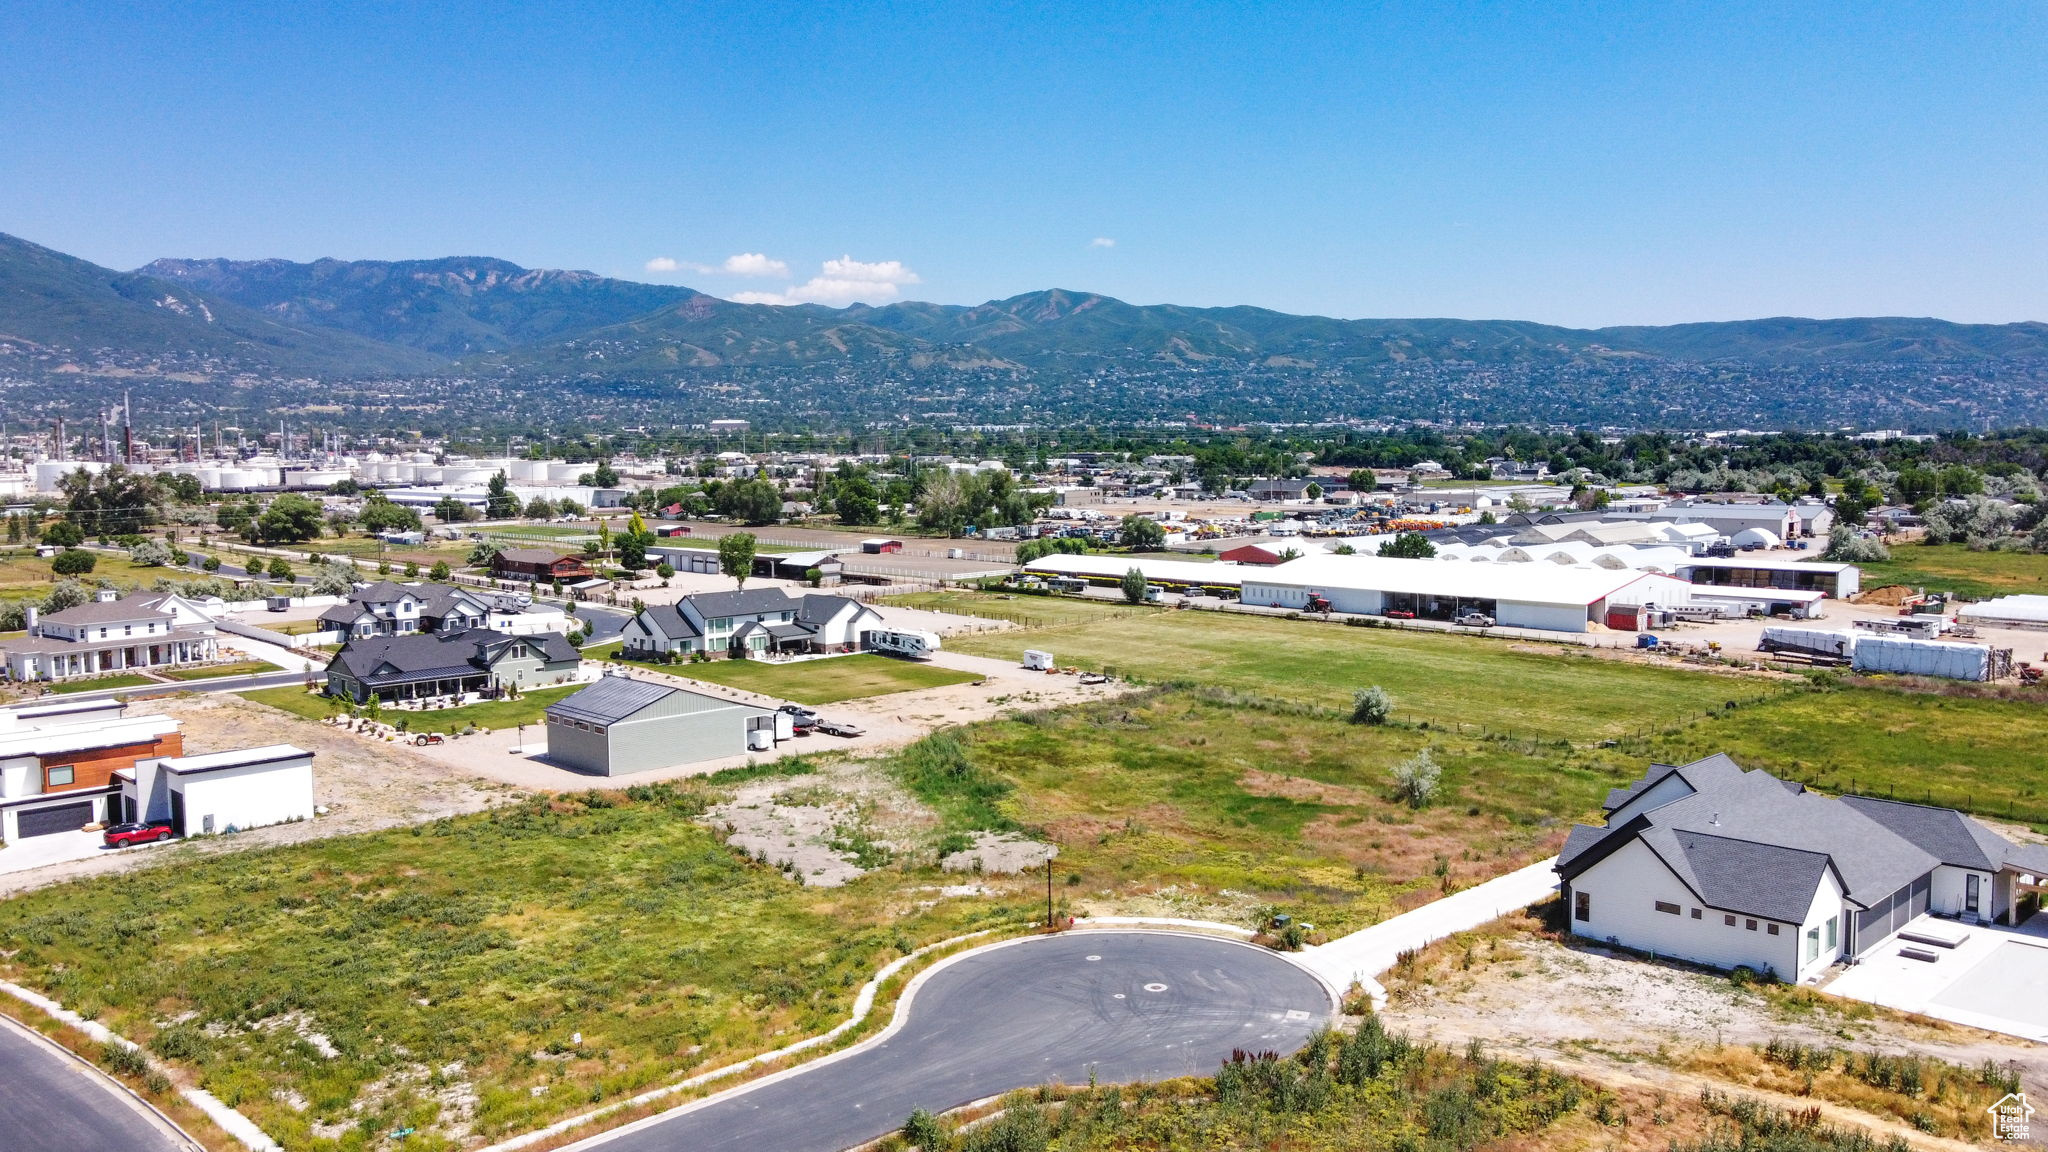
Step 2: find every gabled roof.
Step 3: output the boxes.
[687,588,798,618]
[498,547,577,565]
[1650,828,1837,924]
[42,595,172,627]
[352,581,419,605]
[634,603,702,640]
[796,594,874,625]
[547,677,674,725]
[414,582,488,619]
[329,627,577,684]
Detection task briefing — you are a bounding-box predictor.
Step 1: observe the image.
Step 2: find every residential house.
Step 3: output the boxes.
[617,590,881,660]
[116,744,315,838]
[493,548,595,584]
[0,698,183,841]
[0,589,222,683]
[324,628,582,703]
[1558,755,2048,983]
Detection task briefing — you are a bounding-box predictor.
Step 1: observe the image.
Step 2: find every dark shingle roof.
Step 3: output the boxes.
[1655,829,1835,924]
[547,678,675,725]
[499,547,574,565]
[352,581,417,604]
[330,628,578,685]
[796,594,874,625]
[687,588,797,618]
[1840,796,2017,873]
[636,603,701,640]
[42,595,172,627]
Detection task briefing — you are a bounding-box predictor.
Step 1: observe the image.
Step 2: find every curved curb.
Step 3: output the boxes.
[0,1012,202,1152]
[522,922,1336,1152]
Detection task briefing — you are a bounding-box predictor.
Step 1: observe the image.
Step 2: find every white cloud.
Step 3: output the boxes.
[727,255,921,306]
[1089,237,1116,248]
[644,256,680,273]
[721,252,790,278]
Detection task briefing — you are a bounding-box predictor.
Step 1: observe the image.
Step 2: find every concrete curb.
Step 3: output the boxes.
[0,980,277,1151]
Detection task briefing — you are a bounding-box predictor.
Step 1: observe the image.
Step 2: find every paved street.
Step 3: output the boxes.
[572,932,1331,1152]
[0,1016,193,1152]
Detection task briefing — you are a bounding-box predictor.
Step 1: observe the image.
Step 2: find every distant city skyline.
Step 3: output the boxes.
[3,1,2044,326]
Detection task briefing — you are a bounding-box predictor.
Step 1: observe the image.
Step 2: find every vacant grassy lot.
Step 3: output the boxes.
[243,684,585,731]
[882,589,1166,630]
[1651,682,2048,825]
[0,786,1021,1150]
[1851,542,2048,599]
[0,549,163,600]
[943,606,1759,740]
[670,654,982,705]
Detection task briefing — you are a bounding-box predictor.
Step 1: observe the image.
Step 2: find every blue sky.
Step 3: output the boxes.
[4,1,2044,325]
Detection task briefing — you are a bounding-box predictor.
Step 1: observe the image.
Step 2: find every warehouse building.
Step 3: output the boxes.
[1675,558,1860,600]
[545,676,775,776]
[1020,552,1251,595]
[1957,595,2048,631]
[1241,554,1686,633]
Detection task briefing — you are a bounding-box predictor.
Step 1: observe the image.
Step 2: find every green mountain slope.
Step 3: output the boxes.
[139,255,698,357]
[0,233,443,374]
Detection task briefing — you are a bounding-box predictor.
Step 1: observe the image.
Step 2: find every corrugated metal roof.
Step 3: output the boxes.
[1251,553,1649,607]
[546,677,677,725]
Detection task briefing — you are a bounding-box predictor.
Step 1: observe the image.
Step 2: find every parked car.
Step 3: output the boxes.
[815,719,865,737]
[1452,612,1495,627]
[103,821,175,848]
[1384,609,1416,619]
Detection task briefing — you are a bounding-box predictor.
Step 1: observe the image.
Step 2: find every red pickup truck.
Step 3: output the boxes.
[103,821,175,848]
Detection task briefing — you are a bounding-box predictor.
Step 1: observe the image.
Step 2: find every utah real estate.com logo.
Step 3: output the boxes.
[1990,1092,2034,1141]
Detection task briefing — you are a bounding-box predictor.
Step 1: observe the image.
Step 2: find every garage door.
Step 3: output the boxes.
[16,801,94,838]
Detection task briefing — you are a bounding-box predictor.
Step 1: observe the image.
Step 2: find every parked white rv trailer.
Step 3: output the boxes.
[1022,649,1055,671]
[864,628,941,660]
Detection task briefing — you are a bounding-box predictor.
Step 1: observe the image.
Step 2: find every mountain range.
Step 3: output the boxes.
[4,230,2048,427]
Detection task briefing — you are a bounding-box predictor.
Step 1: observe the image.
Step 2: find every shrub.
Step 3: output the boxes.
[51,548,96,576]
[901,1107,946,1151]
[1391,748,1442,808]
[1350,685,1394,725]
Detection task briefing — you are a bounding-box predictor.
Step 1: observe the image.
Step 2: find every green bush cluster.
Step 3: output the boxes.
[1688,1090,1912,1152]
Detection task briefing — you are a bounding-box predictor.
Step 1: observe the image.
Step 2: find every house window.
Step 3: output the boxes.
[1690,908,1702,919]
[1724,914,1736,926]
[1824,917,1837,949]
[46,765,76,787]
[1767,923,1780,936]
[1654,901,1680,915]
[1805,927,1820,963]
[1745,919,1758,931]
[1574,891,1590,922]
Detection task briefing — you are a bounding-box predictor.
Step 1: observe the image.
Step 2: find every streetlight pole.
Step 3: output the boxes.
[1045,855,1054,930]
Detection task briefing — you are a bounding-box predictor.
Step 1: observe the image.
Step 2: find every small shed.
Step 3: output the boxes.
[545,677,774,776]
[861,539,904,554]
[121,744,316,837]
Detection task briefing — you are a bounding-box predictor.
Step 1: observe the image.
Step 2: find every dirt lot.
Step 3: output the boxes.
[0,693,508,896]
[1382,923,2046,1146]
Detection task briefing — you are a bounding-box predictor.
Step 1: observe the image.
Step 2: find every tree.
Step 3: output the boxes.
[468,539,502,567]
[41,520,85,548]
[1120,566,1149,604]
[1118,515,1166,551]
[433,495,475,524]
[359,498,422,535]
[1824,524,1890,562]
[267,557,294,581]
[833,474,880,526]
[594,517,613,561]
[485,470,520,520]
[403,561,420,578]
[524,495,558,520]
[254,494,326,544]
[719,532,758,588]
[592,459,620,488]
[715,479,783,525]
[1350,686,1393,726]
[59,465,162,536]
[429,560,452,581]
[1348,469,1378,494]
[1391,748,1441,809]
[4,515,18,543]
[617,532,649,572]
[201,555,221,573]
[1377,531,1437,559]
[311,559,357,596]
[656,561,675,585]
[1304,481,1323,500]
[128,539,176,567]
[44,579,91,611]
[51,549,96,576]
[216,499,258,535]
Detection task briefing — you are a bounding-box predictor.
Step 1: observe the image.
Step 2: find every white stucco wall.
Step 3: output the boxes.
[172,759,315,834]
[1931,864,1995,920]
[1792,870,1849,981]
[1569,838,1809,977]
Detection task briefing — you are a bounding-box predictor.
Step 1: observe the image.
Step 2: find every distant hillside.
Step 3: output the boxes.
[138,255,699,357]
[0,233,443,375]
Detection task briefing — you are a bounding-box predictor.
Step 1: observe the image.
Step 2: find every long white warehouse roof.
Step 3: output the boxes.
[1246,554,1651,607]
[1022,553,1246,586]
[1957,594,2048,625]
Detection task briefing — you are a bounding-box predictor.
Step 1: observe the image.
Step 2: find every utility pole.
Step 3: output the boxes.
[1045,854,1054,929]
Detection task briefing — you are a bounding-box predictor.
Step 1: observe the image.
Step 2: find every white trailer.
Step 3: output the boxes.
[1022,649,1055,671]
[1757,627,1858,662]
[864,628,941,660]
[1850,635,2010,681]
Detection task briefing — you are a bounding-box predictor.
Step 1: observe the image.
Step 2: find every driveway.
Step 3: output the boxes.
[566,931,1331,1152]
[0,1016,194,1152]
[0,829,144,877]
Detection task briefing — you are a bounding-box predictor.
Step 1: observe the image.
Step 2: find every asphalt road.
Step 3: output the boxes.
[0,1017,190,1152]
[579,932,1332,1152]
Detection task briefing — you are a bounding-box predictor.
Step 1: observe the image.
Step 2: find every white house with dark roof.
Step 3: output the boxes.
[1558,755,2048,982]
[617,590,880,660]
[0,589,221,683]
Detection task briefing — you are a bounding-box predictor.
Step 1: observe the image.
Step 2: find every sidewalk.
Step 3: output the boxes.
[1293,857,1559,1002]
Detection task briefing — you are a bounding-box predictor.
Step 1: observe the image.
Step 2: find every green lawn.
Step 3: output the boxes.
[880,589,1166,630]
[942,603,1758,740]
[44,673,155,695]
[0,787,1020,1150]
[1848,543,2048,599]
[669,654,982,705]
[241,683,586,730]
[159,660,278,682]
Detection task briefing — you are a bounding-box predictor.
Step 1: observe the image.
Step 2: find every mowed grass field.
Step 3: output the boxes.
[882,589,1166,630]
[669,653,982,705]
[0,785,1020,1150]
[1851,542,2048,599]
[943,608,1758,739]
